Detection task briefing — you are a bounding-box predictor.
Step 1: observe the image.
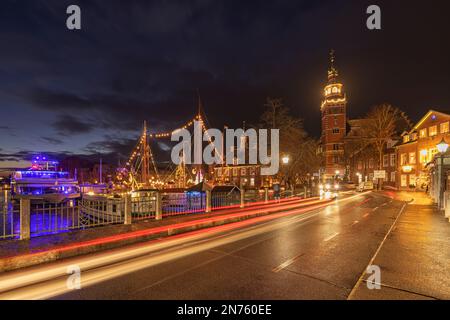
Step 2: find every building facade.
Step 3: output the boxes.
[212,165,264,189]
[396,110,450,190]
[320,51,347,180]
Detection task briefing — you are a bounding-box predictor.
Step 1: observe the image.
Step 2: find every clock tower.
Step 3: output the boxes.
[321,50,347,180]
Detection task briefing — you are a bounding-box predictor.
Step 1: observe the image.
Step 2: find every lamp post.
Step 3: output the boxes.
[437,138,449,210]
[281,155,291,195]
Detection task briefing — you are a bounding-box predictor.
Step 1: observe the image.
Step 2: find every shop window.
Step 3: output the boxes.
[401,175,408,187]
[391,172,396,183]
[409,174,417,187]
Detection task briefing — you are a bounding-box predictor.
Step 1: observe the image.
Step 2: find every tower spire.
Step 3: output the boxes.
[196,89,203,120]
[328,49,339,83]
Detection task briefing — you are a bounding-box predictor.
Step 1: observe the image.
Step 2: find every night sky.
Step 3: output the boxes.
[1,0,449,168]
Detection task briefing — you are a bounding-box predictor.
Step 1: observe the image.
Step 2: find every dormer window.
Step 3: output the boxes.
[332,86,339,93]
[403,135,410,143]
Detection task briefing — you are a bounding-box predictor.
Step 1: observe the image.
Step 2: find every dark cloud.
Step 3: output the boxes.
[51,115,94,135]
[41,136,64,145]
[0,0,450,165]
[84,136,137,157]
[30,88,92,111]
[0,150,71,163]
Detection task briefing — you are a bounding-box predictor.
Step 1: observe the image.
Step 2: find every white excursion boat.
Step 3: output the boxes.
[11,156,80,203]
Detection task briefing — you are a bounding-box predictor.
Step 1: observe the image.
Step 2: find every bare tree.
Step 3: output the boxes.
[258,97,321,188]
[362,104,411,187]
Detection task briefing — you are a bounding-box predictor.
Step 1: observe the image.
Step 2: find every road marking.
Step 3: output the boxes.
[372,207,379,212]
[363,213,370,218]
[351,221,359,226]
[272,253,304,273]
[347,202,407,300]
[324,232,339,242]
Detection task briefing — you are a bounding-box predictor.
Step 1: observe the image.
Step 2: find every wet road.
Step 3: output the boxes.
[0,192,416,299]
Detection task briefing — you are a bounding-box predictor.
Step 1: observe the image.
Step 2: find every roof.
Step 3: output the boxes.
[212,185,241,193]
[187,181,213,192]
[413,110,450,131]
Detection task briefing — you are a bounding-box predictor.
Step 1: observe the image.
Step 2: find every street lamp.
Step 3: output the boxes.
[282,156,290,165]
[437,139,449,154]
[437,138,449,210]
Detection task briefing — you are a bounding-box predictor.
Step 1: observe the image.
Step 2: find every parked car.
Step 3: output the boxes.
[357,181,374,192]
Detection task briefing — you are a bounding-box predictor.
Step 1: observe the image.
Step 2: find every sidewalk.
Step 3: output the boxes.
[351,192,450,300]
[0,197,324,272]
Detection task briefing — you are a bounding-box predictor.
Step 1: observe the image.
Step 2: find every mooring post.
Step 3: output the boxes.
[19,198,31,240]
[264,187,269,203]
[124,194,132,225]
[156,192,162,220]
[206,190,211,213]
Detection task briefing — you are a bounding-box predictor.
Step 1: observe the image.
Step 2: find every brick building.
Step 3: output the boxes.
[212,165,264,189]
[396,110,450,190]
[320,50,347,180]
[320,52,399,187]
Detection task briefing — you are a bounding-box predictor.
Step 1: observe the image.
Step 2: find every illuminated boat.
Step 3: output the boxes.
[11,156,80,202]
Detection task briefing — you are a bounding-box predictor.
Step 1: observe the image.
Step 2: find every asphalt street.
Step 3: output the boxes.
[1,191,448,300]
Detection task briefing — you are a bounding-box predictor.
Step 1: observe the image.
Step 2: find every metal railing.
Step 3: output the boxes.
[162,192,206,217]
[79,198,124,226]
[0,187,313,241]
[30,200,81,236]
[0,201,19,240]
[211,192,241,210]
[131,194,157,221]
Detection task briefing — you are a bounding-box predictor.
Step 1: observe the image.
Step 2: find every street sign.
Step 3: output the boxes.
[374,170,386,179]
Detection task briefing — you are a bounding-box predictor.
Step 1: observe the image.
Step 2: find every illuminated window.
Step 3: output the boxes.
[401,175,408,187]
[420,128,427,138]
[390,154,396,167]
[440,122,449,134]
[403,135,410,143]
[332,86,338,93]
[429,126,438,137]
[409,174,416,187]
[409,152,416,164]
[401,154,408,165]
[420,150,428,164]
[430,148,438,159]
